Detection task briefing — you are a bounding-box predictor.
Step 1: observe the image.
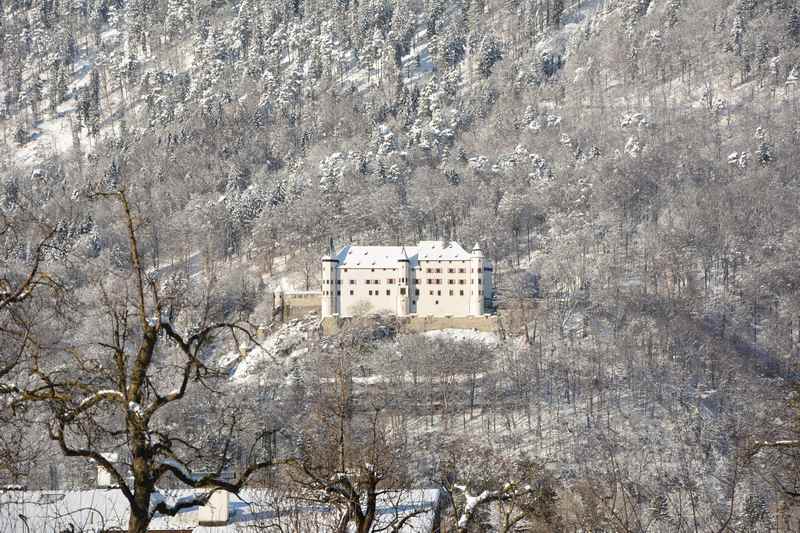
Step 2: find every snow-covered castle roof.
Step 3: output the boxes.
[333,241,473,268]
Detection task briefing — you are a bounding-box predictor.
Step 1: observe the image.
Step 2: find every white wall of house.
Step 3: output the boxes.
[339,266,402,316]
[413,260,476,316]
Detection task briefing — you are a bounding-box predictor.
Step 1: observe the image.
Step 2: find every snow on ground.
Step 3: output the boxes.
[10,53,100,166]
[0,488,440,533]
[7,28,192,167]
[226,317,319,384]
[400,29,435,85]
[337,26,435,94]
[422,328,499,344]
[537,0,606,60]
[12,62,95,165]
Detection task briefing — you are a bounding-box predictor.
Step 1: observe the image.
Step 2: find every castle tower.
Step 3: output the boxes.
[470,242,484,316]
[321,239,338,317]
[396,246,411,316]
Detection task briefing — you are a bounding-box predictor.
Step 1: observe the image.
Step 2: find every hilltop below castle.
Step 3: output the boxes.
[321,241,493,318]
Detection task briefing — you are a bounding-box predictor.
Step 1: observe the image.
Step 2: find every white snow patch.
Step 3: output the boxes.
[78,390,125,410]
[128,401,144,417]
[422,328,498,344]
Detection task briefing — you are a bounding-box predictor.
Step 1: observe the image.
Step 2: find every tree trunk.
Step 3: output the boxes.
[357,489,377,533]
[127,474,153,533]
[128,422,154,533]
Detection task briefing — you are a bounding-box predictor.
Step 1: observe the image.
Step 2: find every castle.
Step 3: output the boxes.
[321,241,493,318]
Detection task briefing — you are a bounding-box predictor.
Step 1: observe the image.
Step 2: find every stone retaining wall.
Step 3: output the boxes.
[277,292,322,320]
[321,314,498,336]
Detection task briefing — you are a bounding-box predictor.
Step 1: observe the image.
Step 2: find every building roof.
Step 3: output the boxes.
[0,488,440,532]
[335,241,473,268]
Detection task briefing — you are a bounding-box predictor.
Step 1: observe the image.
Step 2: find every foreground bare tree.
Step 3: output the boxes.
[287,332,422,533]
[0,212,59,483]
[435,438,561,533]
[0,211,56,379]
[3,191,278,533]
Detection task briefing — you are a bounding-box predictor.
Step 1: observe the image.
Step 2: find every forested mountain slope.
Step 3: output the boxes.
[2,0,800,531]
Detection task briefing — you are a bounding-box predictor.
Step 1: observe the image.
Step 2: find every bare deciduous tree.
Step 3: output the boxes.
[3,191,280,533]
[287,332,420,533]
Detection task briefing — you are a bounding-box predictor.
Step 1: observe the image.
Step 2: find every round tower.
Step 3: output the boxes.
[321,252,339,317]
[396,247,411,316]
[470,242,484,316]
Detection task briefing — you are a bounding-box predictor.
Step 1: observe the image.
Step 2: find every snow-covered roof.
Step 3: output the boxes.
[335,241,472,268]
[418,240,471,261]
[0,488,440,532]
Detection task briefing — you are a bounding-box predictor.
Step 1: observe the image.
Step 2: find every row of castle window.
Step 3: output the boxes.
[328,278,481,286]
[344,289,480,297]
[340,268,484,273]
[329,288,482,297]
[424,267,483,273]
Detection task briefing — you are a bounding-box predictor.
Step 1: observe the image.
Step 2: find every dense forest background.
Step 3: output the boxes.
[3,0,800,530]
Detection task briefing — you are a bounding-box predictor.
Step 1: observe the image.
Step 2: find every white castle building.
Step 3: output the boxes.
[321,241,493,318]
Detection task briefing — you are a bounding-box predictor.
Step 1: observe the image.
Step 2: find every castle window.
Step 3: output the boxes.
[448,268,454,273]
[336,290,340,295]
[350,290,354,295]
[366,280,371,285]
[435,300,439,305]
[344,269,348,272]
[458,268,465,273]
[437,290,441,296]
[415,289,420,296]
[478,278,482,285]
[448,280,454,285]
[427,279,433,284]
[412,300,416,305]
[374,279,380,284]
[459,279,465,285]
[388,278,395,284]
[386,290,390,296]
[459,290,464,296]
[400,288,406,295]
[429,290,434,296]
[477,268,483,273]
[371,269,375,272]
[349,279,356,285]
[435,268,441,273]
[336,280,341,285]
[368,290,373,296]
[479,289,482,295]
[436,279,442,285]
[449,290,453,296]
[426,268,432,273]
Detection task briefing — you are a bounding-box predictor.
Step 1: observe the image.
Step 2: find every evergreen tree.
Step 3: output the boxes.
[730,14,745,56]
[439,24,466,69]
[550,0,564,28]
[476,33,503,78]
[789,8,800,43]
[47,61,68,116]
[27,72,43,123]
